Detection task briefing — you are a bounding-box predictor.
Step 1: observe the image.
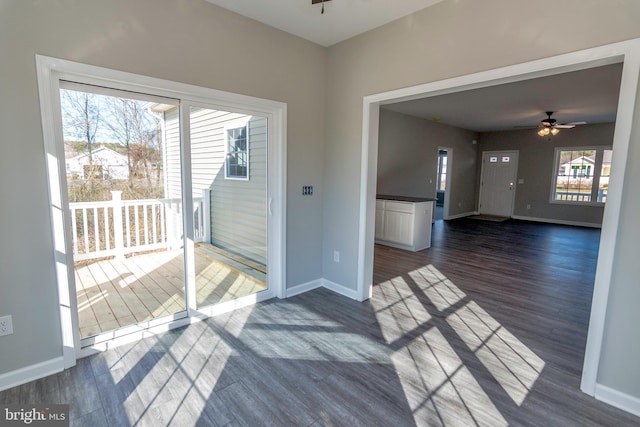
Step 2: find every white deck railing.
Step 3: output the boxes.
[69,190,208,261]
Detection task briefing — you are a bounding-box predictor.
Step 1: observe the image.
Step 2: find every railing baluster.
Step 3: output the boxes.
[143,203,150,246]
[71,208,78,255]
[104,207,110,250]
[134,204,140,247]
[160,201,166,244]
[93,207,99,252]
[125,205,131,248]
[152,203,157,244]
[82,208,89,254]
[112,191,124,260]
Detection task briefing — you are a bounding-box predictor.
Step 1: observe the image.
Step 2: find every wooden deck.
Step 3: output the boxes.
[75,244,266,338]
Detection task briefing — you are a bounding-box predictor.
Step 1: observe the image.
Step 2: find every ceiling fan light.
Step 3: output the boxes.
[538,128,548,136]
[551,127,560,135]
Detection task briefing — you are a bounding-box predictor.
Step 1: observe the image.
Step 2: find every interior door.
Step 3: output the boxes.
[479,151,518,217]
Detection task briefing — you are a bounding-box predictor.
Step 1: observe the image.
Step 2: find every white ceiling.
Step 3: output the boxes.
[204,0,445,47]
[383,63,624,133]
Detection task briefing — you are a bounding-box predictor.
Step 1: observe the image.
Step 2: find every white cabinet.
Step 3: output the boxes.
[375,199,433,251]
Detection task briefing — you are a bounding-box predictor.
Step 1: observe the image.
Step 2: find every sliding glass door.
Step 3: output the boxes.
[38,55,284,357]
[56,82,274,345]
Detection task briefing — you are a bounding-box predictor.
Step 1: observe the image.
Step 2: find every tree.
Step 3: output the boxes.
[105,97,160,188]
[61,89,101,164]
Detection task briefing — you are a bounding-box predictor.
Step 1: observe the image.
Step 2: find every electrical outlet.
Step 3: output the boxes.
[0,315,13,336]
[333,250,340,263]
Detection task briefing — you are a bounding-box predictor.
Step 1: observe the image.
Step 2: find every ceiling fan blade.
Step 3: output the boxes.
[555,124,575,129]
[566,121,587,126]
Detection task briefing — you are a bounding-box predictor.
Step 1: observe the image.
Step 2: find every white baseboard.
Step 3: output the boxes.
[595,383,640,417]
[320,279,359,300]
[445,211,477,220]
[286,278,359,300]
[511,215,601,228]
[0,357,64,392]
[286,279,323,298]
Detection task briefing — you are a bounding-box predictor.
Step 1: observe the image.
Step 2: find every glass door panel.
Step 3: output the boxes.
[186,106,268,307]
[60,83,185,339]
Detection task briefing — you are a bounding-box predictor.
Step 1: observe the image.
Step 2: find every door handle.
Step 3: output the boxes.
[268,198,273,215]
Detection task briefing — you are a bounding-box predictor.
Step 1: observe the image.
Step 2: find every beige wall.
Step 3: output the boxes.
[323,0,640,400]
[377,109,478,216]
[479,123,614,225]
[0,0,326,375]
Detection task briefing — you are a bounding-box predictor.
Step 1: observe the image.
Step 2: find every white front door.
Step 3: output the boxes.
[479,151,518,217]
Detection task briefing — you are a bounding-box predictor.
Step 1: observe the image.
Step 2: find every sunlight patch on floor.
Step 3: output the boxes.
[392,326,507,426]
[375,276,432,344]
[374,263,545,424]
[446,300,545,405]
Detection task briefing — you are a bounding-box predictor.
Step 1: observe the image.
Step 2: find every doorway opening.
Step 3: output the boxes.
[357,40,640,397]
[435,148,450,221]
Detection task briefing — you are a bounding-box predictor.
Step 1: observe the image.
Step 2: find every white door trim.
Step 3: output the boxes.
[358,38,640,397]
[36,55,287,366]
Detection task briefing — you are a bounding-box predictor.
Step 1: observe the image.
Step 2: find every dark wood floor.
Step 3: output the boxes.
[2,218,639,426]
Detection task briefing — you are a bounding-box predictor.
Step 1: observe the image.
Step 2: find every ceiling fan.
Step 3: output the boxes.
[312,0,332,14]
[537,111,586,137]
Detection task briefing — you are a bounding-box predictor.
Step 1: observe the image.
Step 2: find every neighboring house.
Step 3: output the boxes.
[560,151,611,186]
[160,106,267,265]
[560,155,595,177]
[65,146,129,180]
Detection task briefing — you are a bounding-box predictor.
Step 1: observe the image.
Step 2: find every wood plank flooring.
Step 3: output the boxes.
[2,219,639,426]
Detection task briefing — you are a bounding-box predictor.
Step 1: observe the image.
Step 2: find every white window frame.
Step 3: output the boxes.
[550,146,612,206]
[225,121,250,180]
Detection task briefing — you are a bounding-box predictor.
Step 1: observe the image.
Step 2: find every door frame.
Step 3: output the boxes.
[357,38,640,397]
[478,150,519,217]
[36,55,287,365]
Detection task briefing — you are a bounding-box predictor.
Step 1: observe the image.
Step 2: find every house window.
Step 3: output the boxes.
[437,150,447,191]
[225,124,249,180]
[552,147,612,204]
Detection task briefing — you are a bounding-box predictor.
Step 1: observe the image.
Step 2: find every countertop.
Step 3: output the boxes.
[376,195,436,203]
